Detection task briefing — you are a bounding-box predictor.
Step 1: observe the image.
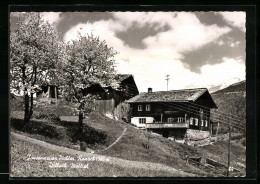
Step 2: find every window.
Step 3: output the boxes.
[178,117,183,123]
[190,117,193,125]
[146,104,151,111]
[201,120,204,126]
[195,118,198,126]
[205,120,208,127]
[139,118,146,124]
[168,118,173,123]
[138,105,142,111]
[200,109,204,116]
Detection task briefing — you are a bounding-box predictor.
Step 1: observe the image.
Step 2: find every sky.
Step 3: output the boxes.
[10,12,246,93]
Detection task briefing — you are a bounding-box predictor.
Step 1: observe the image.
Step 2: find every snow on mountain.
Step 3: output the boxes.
[208,77,242,93]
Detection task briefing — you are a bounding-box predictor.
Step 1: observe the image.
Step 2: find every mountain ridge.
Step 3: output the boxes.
[210,80,246,134]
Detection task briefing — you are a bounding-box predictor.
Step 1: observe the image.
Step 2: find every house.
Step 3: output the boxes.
[36,84,59,99]
[127,88,217,138]
[83,74,139,120]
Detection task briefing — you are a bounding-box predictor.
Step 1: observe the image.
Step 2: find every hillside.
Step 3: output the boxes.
[212,80,246,94]
[10,95,245,177]
[11,132,196,177]
[208,78,244,93]
[211,80,246,134]
[9,96,207,177]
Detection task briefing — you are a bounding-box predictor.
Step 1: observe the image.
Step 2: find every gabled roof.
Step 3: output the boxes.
[116,74,132,83]
[127,88,217,108]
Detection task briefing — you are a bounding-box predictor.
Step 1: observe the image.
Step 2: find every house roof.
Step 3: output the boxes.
[127,88,217,108]
[116,74,132,83]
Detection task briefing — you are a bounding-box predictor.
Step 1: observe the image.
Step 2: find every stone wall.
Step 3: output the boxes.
[186,129,211,141]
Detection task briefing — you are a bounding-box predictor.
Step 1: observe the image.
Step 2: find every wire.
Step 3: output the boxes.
[159,102,245,130]
[126,82,246,120]
[187,101,245,121]
[119,87,245,129]
[122,83,246,124]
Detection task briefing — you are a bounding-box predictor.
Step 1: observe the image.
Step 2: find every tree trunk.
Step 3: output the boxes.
[29,93,34,118]
[23,91,34,129]
[23,92,30,127]
[78,111,84,140]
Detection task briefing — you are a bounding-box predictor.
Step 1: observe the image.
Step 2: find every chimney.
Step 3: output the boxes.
[148,88,152,93]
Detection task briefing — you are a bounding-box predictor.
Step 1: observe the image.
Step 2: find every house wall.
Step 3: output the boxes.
[131,103,156,117]
[113,102,130,120]
[94,90,131,120]
[37,85,58,99]
[130,102,211,131]
[94,98,115,115]
[131,117,154,128]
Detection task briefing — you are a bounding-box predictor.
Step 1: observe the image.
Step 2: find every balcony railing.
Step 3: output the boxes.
[145,122,189,129]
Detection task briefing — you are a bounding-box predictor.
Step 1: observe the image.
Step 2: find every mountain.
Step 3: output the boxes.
[210,80,246,134]
[212,80,246,94]
[208,78,244,93]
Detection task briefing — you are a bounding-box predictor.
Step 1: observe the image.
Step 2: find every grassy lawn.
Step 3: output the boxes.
[58,111,209,176]
[10,134,187,177]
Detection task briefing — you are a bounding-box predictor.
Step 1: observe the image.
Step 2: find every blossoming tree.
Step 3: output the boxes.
[10,12,63,127]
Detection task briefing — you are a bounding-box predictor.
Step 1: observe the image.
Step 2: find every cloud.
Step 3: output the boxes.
[63,12,244,92]
[198,57,245,86]
[41,12,62,25]
[112,12,177,30]
[230,41,240,47]
[64,19,125,44]
[214,37,241,48]
[142,12,231,54]
[216,12,246,32]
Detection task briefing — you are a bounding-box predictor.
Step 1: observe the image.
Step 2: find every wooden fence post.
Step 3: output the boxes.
[216,121,219,135]
[227,121,231,177]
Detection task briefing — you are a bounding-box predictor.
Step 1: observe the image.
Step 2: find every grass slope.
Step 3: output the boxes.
[10,96,245,177]
[10,134,186,177]
[211,81,246,134]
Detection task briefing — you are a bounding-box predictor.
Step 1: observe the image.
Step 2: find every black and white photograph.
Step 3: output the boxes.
[9,11,246,177]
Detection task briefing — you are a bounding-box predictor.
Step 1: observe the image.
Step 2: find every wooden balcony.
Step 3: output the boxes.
[145,122,189,129]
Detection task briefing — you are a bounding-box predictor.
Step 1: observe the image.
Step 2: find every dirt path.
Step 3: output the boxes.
[101,127,127,151]
[11,132,197,177]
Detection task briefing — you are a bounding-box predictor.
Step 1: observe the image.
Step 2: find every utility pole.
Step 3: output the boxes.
[165,75,170,91]
[227,119,232,177]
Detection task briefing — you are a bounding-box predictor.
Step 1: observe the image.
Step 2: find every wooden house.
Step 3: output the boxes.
[36,84,59,99]
[127,88,217,138]
[84,74,139,120]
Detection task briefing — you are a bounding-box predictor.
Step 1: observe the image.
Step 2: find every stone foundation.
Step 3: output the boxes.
[186,129,211,141]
